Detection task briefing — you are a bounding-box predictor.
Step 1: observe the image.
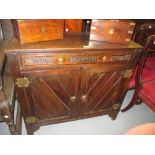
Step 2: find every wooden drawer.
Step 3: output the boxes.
[19,50,139,69]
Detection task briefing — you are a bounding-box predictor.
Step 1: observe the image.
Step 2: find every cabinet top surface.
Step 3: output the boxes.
[2,33,143,53]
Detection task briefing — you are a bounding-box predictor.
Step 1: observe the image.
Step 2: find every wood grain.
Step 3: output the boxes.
[65,19,83,32]
[90,19,135,44]
[12,19,64,44]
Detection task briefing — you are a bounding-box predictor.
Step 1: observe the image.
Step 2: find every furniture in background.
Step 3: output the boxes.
[122,23,155,112]
[132,19,155,40]
[122,35,155,112]
[0,19,22,134]
[64,19,83,32]
[0,19,14,41]
[0,52,22,134]
[127,23,155,90]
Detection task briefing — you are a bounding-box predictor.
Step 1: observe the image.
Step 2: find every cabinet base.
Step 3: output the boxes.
[25,111,119,135]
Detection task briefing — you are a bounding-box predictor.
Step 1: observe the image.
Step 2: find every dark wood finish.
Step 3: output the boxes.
[132,19,155,41]
[3,33,142,134]
[82,19,92,32]
[90,20,135,44]
[12,19,64,44]
[132,22,155,46]
[65,19,83,32]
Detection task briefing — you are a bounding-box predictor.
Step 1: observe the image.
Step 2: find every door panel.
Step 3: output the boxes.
[80,66,123,116]
[22,68,79,121]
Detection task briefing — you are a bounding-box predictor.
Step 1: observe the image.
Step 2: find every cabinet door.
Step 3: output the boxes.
[79,66,126,117]
[21,68,80,123]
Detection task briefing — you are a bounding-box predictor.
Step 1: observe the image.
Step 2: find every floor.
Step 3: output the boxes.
[0,90,155,135]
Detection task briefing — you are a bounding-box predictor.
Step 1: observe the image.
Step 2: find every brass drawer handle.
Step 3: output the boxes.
[81,95,87,102]
[70,96,76,102]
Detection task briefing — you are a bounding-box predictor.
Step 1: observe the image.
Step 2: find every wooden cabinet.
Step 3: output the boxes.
[2,33,142,134]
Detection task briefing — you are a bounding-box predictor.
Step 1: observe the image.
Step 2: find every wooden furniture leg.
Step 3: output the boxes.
[0,90,16,134]
[121,91,139,112]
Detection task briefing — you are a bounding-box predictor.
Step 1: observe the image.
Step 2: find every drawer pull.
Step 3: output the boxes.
[108,28,114,35]
[70,96,76,102]
[81,95,87,102]
[113,103,121,110]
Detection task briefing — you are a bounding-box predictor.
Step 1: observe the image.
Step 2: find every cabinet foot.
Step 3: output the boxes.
[25,124,39,135]
[108,112,118,120]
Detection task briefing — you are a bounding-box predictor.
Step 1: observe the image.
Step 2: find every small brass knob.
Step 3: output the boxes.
[108,28,114,35]
[81,95,87,102]
[113,103,120,110]
[70,96,76,102]
[41,26,45,33]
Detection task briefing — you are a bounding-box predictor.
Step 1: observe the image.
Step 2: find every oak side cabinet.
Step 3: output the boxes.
[2,33,142,134]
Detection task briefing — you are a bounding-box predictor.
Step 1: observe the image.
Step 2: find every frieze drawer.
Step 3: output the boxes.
[20,52,137,68]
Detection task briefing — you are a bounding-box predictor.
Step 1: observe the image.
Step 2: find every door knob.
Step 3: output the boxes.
[81,95,87,102]
[70,96,76,102]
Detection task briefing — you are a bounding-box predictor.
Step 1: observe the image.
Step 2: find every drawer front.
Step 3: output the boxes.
[19,50,141,69]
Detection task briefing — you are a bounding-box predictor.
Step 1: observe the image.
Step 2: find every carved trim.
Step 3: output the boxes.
[122,69,133,78]
[21,53,134,66]
[15,77,30,88]
[25,116,37,124]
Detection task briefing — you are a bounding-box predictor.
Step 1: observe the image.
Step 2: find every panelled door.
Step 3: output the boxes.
[21,67,80,122]
[79,66,124,117]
